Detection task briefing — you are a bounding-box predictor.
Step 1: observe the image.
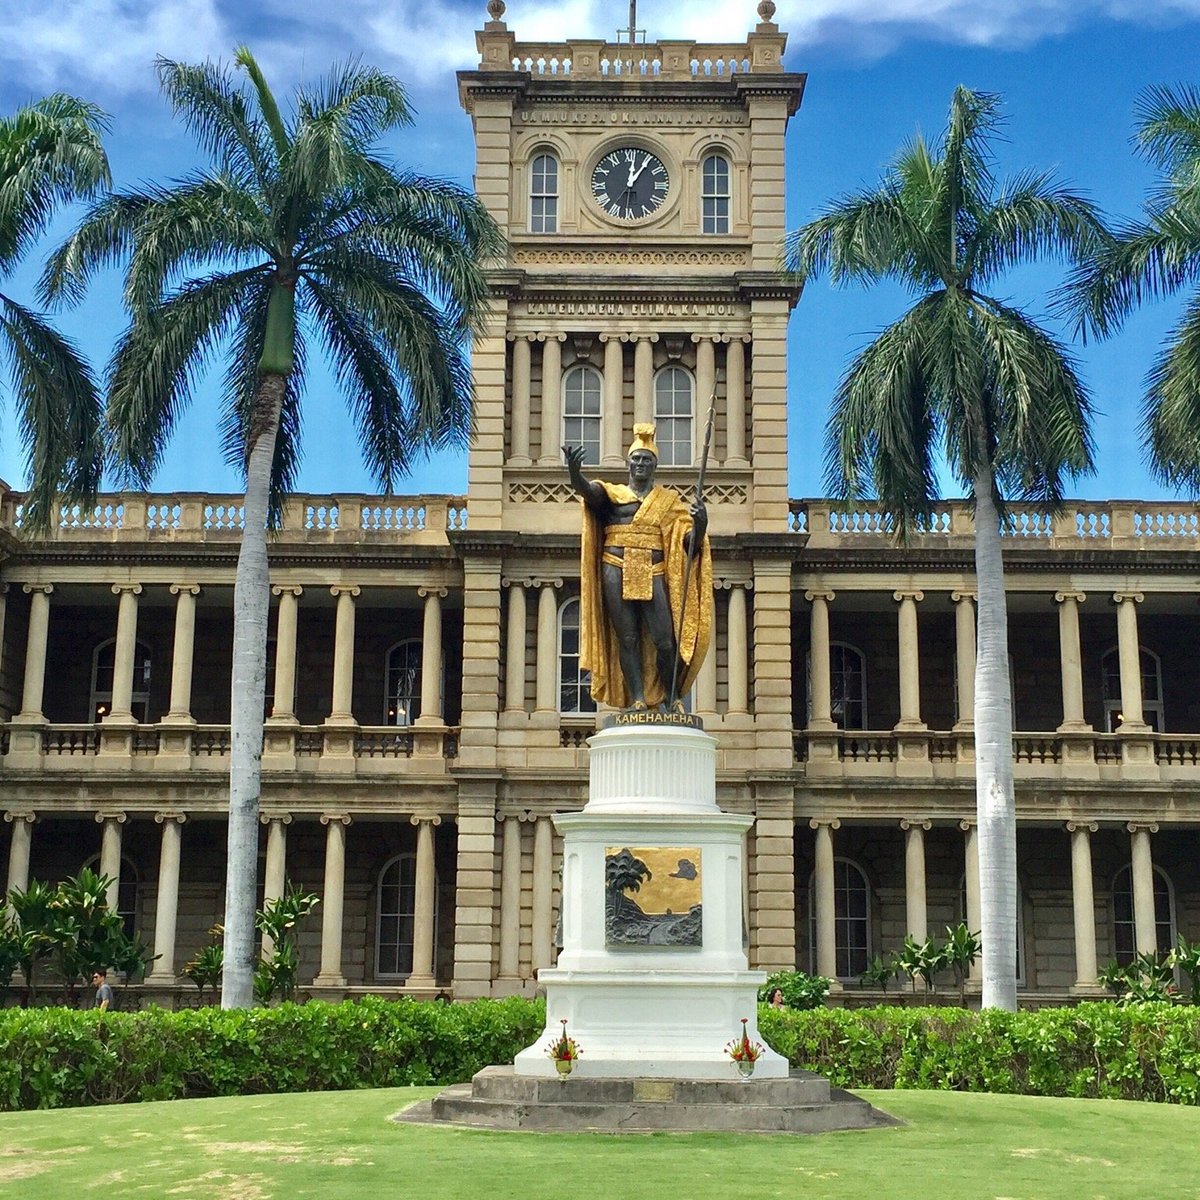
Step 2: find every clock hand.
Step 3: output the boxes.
[628,154,651,185]
[626,159,637,189]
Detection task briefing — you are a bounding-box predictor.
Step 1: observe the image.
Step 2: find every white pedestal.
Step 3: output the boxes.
[514,723,787,1080]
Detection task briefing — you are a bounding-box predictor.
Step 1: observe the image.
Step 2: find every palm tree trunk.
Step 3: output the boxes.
[221,375,284,1008]
[973,466,1018,1012]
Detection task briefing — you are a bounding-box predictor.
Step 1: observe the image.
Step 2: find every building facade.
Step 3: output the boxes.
[1,3,1198,1005]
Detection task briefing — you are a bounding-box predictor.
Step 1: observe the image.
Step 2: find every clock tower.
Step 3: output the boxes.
[452,2,805,996]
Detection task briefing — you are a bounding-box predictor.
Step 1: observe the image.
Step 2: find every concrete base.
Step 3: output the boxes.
[401,1065,899,1134]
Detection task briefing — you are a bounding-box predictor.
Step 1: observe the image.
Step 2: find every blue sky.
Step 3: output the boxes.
[1,0,1197,502]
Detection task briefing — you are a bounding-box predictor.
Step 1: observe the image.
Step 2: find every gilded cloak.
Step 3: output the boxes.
[579,481,713,708]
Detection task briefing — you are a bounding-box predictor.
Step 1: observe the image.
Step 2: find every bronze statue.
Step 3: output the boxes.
[564,423,712,710]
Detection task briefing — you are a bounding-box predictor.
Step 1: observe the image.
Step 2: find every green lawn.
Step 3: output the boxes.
[2,1087,1198,1199]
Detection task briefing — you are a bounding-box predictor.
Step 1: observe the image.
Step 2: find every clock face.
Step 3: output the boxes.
[590,147,670,221]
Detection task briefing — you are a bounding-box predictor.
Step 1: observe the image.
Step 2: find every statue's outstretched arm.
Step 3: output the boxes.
[563,444,608,511]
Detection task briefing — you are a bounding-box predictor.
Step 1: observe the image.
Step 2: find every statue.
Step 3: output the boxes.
[564,423,713,711]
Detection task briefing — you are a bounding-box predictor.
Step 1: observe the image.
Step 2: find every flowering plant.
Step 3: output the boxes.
[546,1019,583,1062]
[724,1018,765,1063]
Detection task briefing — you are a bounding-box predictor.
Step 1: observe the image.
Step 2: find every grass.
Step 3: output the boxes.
[2,1087,1199,1199]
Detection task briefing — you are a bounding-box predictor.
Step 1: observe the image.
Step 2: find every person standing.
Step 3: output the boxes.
[92,968,114,1011]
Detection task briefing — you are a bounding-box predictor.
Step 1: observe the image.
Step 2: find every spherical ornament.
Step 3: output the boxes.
[757,0,777,20]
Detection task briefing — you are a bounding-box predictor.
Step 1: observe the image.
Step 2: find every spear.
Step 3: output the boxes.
[668,389,717,710]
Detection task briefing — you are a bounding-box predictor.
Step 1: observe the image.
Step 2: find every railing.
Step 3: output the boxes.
[1157,736,1200,766]
[0,492,468,544]
[41,726,99,755]
[792,500,1200,552]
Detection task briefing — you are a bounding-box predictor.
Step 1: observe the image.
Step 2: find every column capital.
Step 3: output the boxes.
[272,584,304,598]
[900,818,932,832]
[260,812,293,826]
[111,583,143,596]
[1113,591,1144,605]
[598,332,624,344]
[804,589,835,603]
[417,586,449,600]
[501,576,535,589]
[535,331,568,343]
[154,811,187,825]
[893,589,925,603]
[958,818,977,832]
[1126,821,1159,834]
[1066,820,1098,833]
[4,811,37,826]
[320,812,353,827]
[809,817,841,831]
[507,331,538,343]
[1054,590,1086,604]
[716,576,754,591]
[170,583,201,597]
[631,332,659,344]
[21,583,54,597]
[409,813,444,827]
[94,810,128,825]
[689,332,720,344]
[531,576,564,590]
[950,590,976,603]
[330,585,361,599]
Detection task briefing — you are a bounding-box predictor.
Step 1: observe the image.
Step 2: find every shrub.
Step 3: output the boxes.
[757,970,831,1010]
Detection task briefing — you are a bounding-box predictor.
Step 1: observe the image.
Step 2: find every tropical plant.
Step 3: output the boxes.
[1064,85,1200,492]
[45,50,502,1007]
[0,93,109,528]
[942,923,982,1006]
[1168,936,1200,1005]
[7,879,59,1003]
[1099,952,1176,1005]
[253,883,319,1004]
[182,937,224,1004]
[605,848,652,895]
[895,934,951,994]
[857,953,900,993]
[786,87,1105,1010]
[758,969,832,1009]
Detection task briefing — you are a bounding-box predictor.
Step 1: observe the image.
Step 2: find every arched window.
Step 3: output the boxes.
[1101,646,1164,732]
[562,364,602,466]
[90,639,152,722]
[806,641,867,730]
[1112,863,1176,964]
[559,598,596,714]
[959,877,1026,985]
[654,366,693,466]
[530,152,558,233]
[808,858,870,979]
[82,854,139,939]
[385,639,423,727]
[701,152,731,234]
[376,852,438,978]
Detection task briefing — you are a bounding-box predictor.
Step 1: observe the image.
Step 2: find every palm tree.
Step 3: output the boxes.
[786,87,1104,1011]
[0,94,108,528]
[1065,85,1200,491]
[44,50,503,1007]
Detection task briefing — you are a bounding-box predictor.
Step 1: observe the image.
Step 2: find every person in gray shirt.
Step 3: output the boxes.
[92,968,113,1011]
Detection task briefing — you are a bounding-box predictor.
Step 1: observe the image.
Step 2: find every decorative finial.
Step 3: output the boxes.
[487,0,506,19]
[757,0,777,20]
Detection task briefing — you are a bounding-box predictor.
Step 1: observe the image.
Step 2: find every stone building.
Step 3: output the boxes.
[1,3,1197,1005]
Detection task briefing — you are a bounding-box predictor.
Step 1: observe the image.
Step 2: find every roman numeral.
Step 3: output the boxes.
[608,202,622,217]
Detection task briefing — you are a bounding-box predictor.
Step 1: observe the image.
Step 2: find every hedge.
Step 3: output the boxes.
[3,998,1199,1111]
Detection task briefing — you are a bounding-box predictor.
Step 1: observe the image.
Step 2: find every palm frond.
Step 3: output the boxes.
[940,86,1001,218]
[1134,84,1200,181]
[1143,292,1200,494]
[40,192,154,307]
[0,293,102,528]
[233,48,291,160]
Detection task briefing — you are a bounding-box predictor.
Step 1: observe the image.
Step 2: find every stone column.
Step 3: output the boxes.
[315,814,352,986]
[497,814,524,981]
[893,590,925,729]
[509,335,533,465]
[504,581,528,713]
[1056,591,1089,730]
[633,335,655,427]
[408,814,441,987]
[725,337,748,466]
[695,637,717,716]
[327,586,360,722]
[106,584,143,721]
[810,818,840,983]
[600,334,625,465]
[17,584,54,720]
[269,586,302,721]
[805,590,836,729]
[260,813,291,958]
[694,335,716,464]
[165,584,200,722]
[960,819,982,981]
[415,587,447,725]
[901,818,930,942]
[96,811,127,911]
[146,812,185,983]
[4,812,36,910]
[537,334,564,464]
[1114,593,1147,730]
[726,584,749,715]
[534,580,561,713]
[1128,822,1159,955]
[1067,821,1099,989]
[531,815,555,974]
[952,591,976,730]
